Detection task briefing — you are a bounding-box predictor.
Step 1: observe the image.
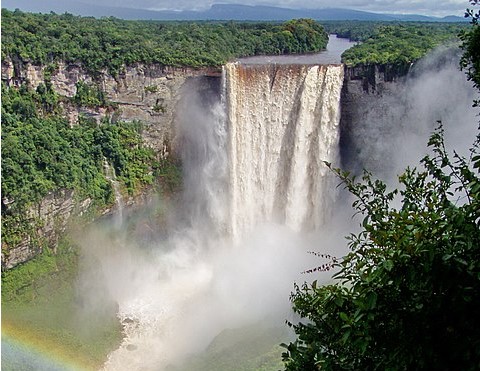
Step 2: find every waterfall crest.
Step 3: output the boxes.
[226,63,344,239]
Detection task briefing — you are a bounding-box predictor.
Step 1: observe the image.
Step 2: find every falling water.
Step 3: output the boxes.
[103,158,124,228]
[226,63,344,239]
[100,63,345,370]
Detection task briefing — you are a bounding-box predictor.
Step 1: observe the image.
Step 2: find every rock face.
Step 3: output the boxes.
[1,57,221,154]
[1,58,220,270]
[2,190,91,270]
[339,64,410,174]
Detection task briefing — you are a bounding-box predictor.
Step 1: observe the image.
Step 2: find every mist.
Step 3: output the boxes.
[342,46,479,182]
[74,46,478,370]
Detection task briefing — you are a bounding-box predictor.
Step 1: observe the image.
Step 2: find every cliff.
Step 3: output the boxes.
[1,59,220,270]
[2,190,91,269]
[1,58,407,270]
[2,57,221,154]
[339,63,410,173]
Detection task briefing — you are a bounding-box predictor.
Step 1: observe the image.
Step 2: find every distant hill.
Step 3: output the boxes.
[1,1,468,22]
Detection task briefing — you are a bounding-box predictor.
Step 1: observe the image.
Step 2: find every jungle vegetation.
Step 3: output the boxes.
[0,81,173,252]
[323,21,468,65]
[1,9,329,76]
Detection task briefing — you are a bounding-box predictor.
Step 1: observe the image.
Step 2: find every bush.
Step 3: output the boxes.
[282,125,480,370]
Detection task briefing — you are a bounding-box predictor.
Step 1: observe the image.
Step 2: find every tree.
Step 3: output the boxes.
[461,0,480,99]
[282,2,480,370]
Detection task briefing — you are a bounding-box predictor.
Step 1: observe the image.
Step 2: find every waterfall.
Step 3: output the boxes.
[226,63,344,239]
[174,75,229,237]
[103,158,124,228]
[101,62,345,371]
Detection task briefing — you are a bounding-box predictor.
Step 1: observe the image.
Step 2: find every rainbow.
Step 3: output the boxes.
[2,321,99,371]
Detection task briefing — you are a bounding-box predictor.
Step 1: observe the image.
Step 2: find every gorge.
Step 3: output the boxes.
[2,36,478,370]
[95,48,477,370]
[100,60,346,371]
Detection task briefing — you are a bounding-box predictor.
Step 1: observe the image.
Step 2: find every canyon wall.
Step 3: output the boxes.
[2,189,91,269]
[2,57,221,154]
[1,59,220,269]
[1,58,404,269]
[340,63,410,174]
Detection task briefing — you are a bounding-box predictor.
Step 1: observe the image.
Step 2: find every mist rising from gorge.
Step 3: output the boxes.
[341,46,478,182]
[74,46,478,370]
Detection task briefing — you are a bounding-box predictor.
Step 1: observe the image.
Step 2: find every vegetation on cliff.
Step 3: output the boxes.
[323,21,467,66]
[1,81,170,254]
[283,5,480,370]
[1,9,328,75]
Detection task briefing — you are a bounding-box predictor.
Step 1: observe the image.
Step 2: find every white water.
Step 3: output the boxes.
[226,63,344,239]
[98,63,345,370]
[103,158,124,228]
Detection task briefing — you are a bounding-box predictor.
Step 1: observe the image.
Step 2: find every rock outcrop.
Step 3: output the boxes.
[2,189,91,270]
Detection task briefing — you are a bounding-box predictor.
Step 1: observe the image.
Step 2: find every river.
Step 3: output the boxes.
[237,34,357,65]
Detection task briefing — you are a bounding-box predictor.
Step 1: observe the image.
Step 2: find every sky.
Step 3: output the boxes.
[3,0,472,17]
[129,0,468,17]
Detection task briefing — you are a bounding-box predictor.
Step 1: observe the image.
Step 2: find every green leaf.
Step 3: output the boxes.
[366,292,377,310]
[334,296,344,307]
[383,259,394,271]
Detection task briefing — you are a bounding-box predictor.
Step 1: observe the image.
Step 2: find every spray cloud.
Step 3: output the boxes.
[75,46,478,371]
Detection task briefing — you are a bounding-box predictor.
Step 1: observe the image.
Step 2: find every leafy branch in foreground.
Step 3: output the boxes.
[282,123,480,370]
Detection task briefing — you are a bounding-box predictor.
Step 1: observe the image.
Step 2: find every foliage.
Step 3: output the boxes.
[322,21,389,42]
[1,82,164,253]
[2,84,106,211]
[282,124,480,370]
[73,81,108,107]
[461,1,480,96]
[323,22,467,66]
[1,10,328,75]
[95,119,157,193]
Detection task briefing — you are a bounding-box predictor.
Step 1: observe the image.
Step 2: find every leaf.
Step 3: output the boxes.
[334,296,344,307]
[340,330,351,344]
[366,292,377,310]
[384,259,394,272]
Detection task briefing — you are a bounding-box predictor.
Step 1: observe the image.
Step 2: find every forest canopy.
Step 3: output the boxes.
[1,9,468,71]
[1,9,328,75]
[326,22,469,66]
